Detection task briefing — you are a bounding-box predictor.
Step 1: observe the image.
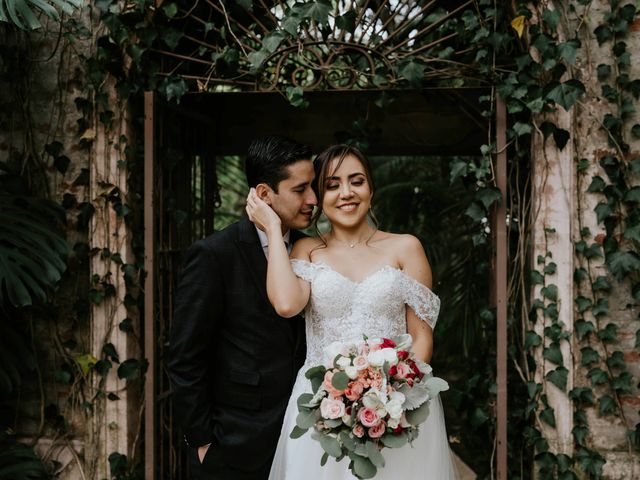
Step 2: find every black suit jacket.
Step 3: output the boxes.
[167,218,306,477]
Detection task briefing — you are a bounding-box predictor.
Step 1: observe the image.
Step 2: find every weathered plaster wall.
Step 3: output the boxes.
[0,10,139,480]
[531,1,640,478]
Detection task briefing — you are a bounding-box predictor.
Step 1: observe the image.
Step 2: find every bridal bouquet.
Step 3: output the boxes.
[290,334,449,479]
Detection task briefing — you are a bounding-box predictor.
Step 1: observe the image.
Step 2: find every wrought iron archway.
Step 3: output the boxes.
[143,1,508,478]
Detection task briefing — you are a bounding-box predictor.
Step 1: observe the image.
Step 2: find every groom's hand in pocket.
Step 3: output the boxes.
[197,443,211,464]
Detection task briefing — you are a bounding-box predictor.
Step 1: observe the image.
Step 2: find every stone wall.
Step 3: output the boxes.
[531,2,640,478]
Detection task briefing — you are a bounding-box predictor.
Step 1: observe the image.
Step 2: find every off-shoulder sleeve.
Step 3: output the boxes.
[401,273,441,329]
[290,259,319,282]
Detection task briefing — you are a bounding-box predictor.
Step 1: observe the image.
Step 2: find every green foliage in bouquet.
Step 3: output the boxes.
[290,335,448,479]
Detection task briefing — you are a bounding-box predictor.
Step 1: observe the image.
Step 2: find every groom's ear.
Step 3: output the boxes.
[255,183,273,205]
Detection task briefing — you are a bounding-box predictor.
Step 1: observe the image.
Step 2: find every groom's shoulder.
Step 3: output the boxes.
[191,220,242,253]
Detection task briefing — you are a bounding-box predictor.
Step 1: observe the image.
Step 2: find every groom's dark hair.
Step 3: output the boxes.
[245,135,311,193]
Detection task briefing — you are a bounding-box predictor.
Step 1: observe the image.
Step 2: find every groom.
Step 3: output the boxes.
[167,136,316,479]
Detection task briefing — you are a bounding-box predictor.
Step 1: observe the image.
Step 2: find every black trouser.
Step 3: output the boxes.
[189,447,272,480]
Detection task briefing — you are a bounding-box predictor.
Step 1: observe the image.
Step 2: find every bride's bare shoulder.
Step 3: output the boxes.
[374,232,428,266]
[291,236,326,259]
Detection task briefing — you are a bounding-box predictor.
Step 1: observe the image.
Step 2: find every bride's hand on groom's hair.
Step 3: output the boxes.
[246,188,281,233]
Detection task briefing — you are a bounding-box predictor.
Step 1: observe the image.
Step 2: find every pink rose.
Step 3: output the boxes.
[320,397,346,420]
[368,420,386,439]
[395,362,412,379]
[344,380,365,401]
[357,406,381,427]
[352,423,365,438]
[323,371,344,398]
[353,355,369,371]
[358,343,370,356]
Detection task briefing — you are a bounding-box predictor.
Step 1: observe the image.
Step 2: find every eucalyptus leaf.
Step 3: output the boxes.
[319,434,342,458]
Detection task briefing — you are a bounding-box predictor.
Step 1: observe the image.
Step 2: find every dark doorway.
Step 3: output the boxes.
[144,88,498,479]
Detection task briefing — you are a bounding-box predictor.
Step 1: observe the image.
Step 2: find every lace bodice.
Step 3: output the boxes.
[291,259,440,366]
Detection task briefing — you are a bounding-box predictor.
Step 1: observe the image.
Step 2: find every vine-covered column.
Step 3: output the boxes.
[86,75,141,478]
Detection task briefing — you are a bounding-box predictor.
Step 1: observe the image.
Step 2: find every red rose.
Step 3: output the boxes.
[393,425,403,434]
[387,365,397,377]
[381,338,396,349]
[397,350,409,360]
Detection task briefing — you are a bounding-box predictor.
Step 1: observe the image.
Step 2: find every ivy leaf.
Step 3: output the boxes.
[162,3,178,18]
[513,122,532,136]
[596,63,611,81]
[597,323,618,343]
[569,387,595,406]
[336,10,356,33]
[592,275,611,291]
[301,0,331,25]
[624,186,640,203]
[117,358,145,380]
[76,353,98,376]
[286,86,309,108]
[553,128,570,150]
[510,15,526,38]
[540,406,556,427]
[606,351,626,370]
[613,372,632,394]
[598,394,616,416]
[540,284,558,302]
[530,270,544,285]
[524,331,542,349]
[580,346,600,367]
[558,39,581,65]
[464,202,485,221]
[606,250,640,281]
[543,344,563,366]
[543,262,556,275]
[476,187,502,209]
[397,60,425,87]
[262,31,285,53]
[247,50,268,70]
[234,0,252,12]
[546,366,568,391]
[546,80,585,110]
[594,201,614,223]
[573,426,589,446]
[575,320,595,341]
[594,25,613,45]
[592,298,609,317]
[587,367,609,386]
[587,176,606,193]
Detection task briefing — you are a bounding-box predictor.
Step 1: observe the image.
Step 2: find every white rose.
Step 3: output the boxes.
[386,399,403,420]
[345,365,359,379]
[320,397,346,420]
[387,417,400,429]
[368,348,398,367]
[389,391,406,404]
[336,356,351,368]
[324,341,344,364]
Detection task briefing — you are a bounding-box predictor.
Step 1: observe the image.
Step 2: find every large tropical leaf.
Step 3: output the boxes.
[0,193,69,307]
[0,0,82,30]
[0,435,47,480]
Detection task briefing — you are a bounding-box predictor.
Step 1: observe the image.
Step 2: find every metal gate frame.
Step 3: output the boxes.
[144,91,509,479]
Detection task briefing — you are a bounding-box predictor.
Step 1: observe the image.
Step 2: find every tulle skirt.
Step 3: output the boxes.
[269,371,459,480]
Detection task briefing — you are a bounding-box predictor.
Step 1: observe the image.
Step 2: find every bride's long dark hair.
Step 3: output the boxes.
[310,144,378,249]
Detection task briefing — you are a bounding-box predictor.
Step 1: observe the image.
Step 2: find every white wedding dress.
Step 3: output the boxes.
[269,260,458,479]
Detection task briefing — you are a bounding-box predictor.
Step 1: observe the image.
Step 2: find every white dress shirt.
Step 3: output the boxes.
[255,227,292,258]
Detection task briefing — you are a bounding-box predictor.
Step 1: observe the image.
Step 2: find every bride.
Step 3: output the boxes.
[246,144,458,479]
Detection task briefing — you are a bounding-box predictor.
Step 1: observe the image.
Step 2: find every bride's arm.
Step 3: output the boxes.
[246,189,311,318]
[398,235,435,363]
